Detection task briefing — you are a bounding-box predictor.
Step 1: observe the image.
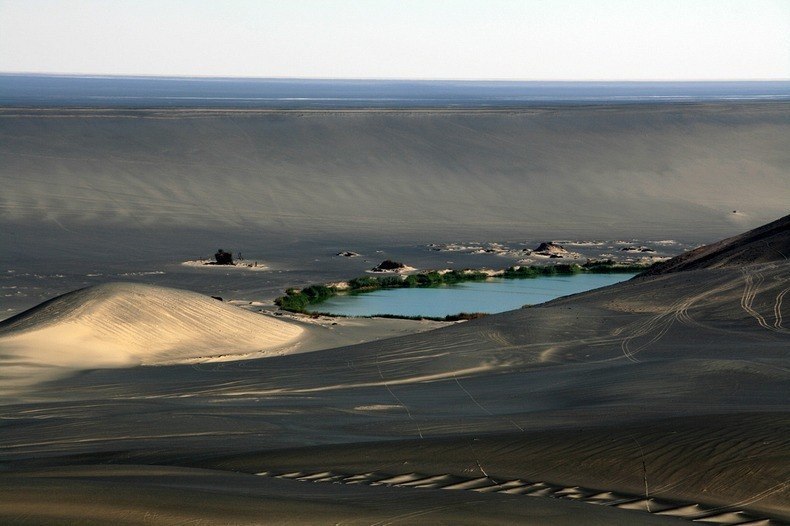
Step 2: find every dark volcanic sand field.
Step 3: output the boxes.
[0,103,788,524]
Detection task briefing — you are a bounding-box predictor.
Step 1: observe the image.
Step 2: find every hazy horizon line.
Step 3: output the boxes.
[3,71,790,83]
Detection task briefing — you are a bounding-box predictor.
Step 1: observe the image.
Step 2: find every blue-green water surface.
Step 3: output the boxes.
[314,273,635,317]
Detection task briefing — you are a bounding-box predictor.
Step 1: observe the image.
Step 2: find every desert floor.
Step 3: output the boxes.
[1,105,787,524]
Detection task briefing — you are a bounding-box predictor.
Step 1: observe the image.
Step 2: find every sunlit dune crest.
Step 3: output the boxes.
[0,282,303,389]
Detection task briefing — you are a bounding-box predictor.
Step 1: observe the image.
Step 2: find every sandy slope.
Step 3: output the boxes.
[0,221,788,524]
[2,105,788,239]
[0,465,688,526]
[3,264,786,523]
[642,213,789,275]
[0,282,303,390]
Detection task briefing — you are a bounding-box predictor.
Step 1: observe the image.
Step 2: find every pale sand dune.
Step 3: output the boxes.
[0,282,448,394]
[0,282,303,390]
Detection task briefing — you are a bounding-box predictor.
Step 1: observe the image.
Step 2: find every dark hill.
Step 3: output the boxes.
[641,213,789,276]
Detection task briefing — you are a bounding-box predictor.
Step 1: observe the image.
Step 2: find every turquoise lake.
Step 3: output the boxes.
[313,273,635,317]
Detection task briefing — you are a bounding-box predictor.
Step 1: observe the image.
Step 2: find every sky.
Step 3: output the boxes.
[0,0,788,80]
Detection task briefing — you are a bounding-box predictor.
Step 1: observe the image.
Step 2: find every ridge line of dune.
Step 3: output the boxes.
[253,468,782,525]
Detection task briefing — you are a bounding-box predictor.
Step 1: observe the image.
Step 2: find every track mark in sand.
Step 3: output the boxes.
[377,362,424,439]
[619,308,675,363]
[672,280,741,333]
[764,240,788,262]
[257,469,783,524]
[370,500,485,526]
[617,293,706,363]
[740,269,789,334]
[773,288,788,330]
[453,374,524,432]
[621,332,643,363]
[482,329,513,348]
[741,269,767,328]
[629,435,652,512]
[619,276,750,363]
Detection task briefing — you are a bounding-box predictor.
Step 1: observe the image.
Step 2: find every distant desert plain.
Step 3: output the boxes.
[0,100,788,524]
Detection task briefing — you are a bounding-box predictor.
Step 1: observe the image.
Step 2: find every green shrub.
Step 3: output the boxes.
[275,283,336,312]
[503,266,539,279]
[349,276,380,291]
[377,276,404,289]
[444,312,487,321]
[541,265,558,276]
[276,260,643,314]
[440,270,463,284]
[275,293,309,312]
[553,264,582,274]
[581,260,652,273]
[425,271,444,284]
[403,275,420,288]
[301,284,334,302]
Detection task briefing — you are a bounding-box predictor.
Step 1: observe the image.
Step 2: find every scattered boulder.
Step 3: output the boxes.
[213,249,234,265]
[533,242,568,256]
[372,259,406,272]
[336,251,361,258]
[210,296,223,301]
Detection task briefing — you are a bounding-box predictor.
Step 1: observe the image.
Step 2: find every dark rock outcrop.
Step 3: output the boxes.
[214,249,234,265]
[372,259,406,272]
[533,242,568,256]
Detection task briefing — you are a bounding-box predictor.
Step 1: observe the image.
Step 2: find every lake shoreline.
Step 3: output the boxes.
[277,261,645,319]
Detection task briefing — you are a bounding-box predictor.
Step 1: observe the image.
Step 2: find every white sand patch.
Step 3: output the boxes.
[366,266,417,274]
[428,243,485,252]
[530,252,584,260]
[353,404,403,411]
[553,240,607,247]
[181,260,269,271]
[213,365,497,396]
[265,310,344,326]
